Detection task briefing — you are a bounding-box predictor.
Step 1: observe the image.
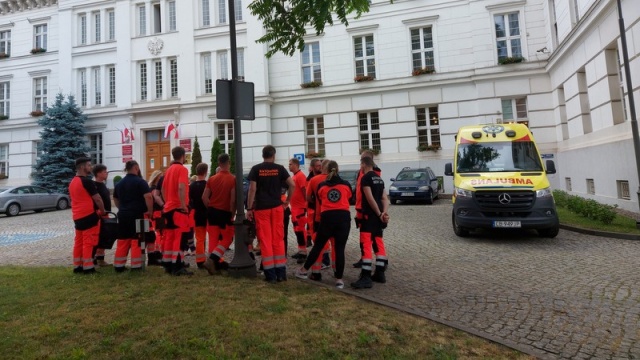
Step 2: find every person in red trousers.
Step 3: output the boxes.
[288,157,308,263]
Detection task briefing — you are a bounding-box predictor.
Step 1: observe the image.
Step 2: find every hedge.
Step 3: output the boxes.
[552,190,618,225]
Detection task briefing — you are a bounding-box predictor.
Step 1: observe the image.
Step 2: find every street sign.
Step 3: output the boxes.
[216,80,255,120]
[294,153,305,165]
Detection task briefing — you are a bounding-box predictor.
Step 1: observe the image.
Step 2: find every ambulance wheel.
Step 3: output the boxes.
[538,225,559,238]
[6,203,20,217]
[426,191,434,205]
[56,198,69,210]
[452,211,469,237]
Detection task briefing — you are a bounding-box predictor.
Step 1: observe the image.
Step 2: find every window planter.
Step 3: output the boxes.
[305,151,324,159]
[498,56,524,65]
[359,147,380,156]
[0,52,9,59]
[354,75,374,82]
[417,144,441,152]
[30,48,47,54]
[29,110,45,117]
[300,81,322,89]
[0,115,8,120]
[412,68,435,76]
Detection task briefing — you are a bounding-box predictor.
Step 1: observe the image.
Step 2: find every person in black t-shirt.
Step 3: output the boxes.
[189,163,209,268]
[92,164,112,267]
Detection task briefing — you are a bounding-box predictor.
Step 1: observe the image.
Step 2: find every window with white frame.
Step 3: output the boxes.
[107,9,115,41]
[0,144,8,178]
[0,82,9,118]
[79,14,87,45]
[218,0,226,24]
[33,141,44,164]
[359,112,381,151]
[301,42,321,84]
[168,1,177,31]
[218,51,228,79]
[138,4,147,36]
[411,27,434,72]
[86,134,103,165]
[34,24,47,50]
[94,68,101,106]
[94,12,101,43]
[140,62,148,101]
[501,97,528,124]
[108,66,116,104]
[354,35,375,78]
[153,3,162,34]
[203,53,212,94]
[155,60,163,99]
[79,69,87,107]
[494,12,522,62]
[170,58,178,97]
[217,122,234,153]
[234,0,242,21]
[33,77,47,111]
[416,106,440,148]
[617,180,630,200]
[305,117,325,155]
[0,30,10,56]
[202,0,211,26]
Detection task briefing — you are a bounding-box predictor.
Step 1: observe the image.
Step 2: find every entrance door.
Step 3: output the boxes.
[145,130,170,179]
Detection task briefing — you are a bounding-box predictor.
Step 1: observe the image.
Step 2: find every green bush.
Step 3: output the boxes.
[113,175,123,187]
[553,189,618,225]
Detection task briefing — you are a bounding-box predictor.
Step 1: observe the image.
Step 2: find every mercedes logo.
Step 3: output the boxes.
[498,193,511,205]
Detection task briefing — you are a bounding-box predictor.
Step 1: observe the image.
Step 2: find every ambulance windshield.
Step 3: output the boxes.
[456,141,543,173]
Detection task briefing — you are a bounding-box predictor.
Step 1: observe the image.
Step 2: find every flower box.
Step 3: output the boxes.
[0,52,9,59]
[29,110,45,117]
[354,75,374,82]
[359,147,380,156]
[498,56,525,65]
[305,151,324,159]
[417,144,441,152]
[412,67,435,76]
[300,81,322,89]
[0,115,8,120]
[30,48,47,54]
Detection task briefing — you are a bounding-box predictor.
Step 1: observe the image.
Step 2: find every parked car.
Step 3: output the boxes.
[339,170,358,205]
[0,185,70,216]
[388,167,439,205]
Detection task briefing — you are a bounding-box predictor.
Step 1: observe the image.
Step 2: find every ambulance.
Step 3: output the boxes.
[444,123,559,238]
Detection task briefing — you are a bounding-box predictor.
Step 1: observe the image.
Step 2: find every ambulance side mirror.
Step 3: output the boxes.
[545,160,556,174]
[444,163,453,176]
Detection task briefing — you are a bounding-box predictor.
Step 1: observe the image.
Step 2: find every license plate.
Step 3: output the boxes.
[401,192,414,196]
[493,221,521,228]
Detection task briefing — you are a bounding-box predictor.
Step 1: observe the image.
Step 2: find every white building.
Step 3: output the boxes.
[0,0,638,210]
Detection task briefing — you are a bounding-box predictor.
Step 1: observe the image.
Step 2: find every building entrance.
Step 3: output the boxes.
[145,130,170,179]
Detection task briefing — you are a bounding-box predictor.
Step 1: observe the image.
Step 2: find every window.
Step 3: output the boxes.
[153,3,162,34]
[0,82,9,118]
[217,122,234,153]
[79,69,87,107]
[495,12,522,62]
[0,144,8,178]
[565,177,572,191]
[79,14,87,45]
[359,112,381,151]
[33,77,47,111]
[301,42,321,84]
[237,48,245,79]
[218,51,228,79]
[234,0,242,21]
[411,27,434,71]
[501,97,528,123]
[94,68,101,106]
[94,12,101,42]
[202,0,211,26]
[138,5,147,36]
[586,179,595,195]
[0,30,10,56]
[168,1,177,31]
[108,66,116,104]
[170,58,178,97]
[617,180,630,200]
[416,106,440,148]
[305,117,325,155]
[218,0,226,24]
[34,24,48,50]
[86,134,103,165]
[615,50,628,122]
[107,9,115,41]
[203,53,212,94]
[140,62,148,100]
[354,35,375,78]
[155,60,163,99]
[33,141,44,164]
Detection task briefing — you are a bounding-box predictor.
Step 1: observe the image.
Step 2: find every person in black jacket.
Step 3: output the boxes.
[189,163,209,268]
[92,164,112,267]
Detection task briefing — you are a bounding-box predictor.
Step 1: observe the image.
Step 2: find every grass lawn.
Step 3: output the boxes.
[557,207,640,235]
[0,266,532,360]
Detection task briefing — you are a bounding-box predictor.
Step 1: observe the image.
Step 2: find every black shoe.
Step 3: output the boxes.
[197,262,205,269]
[265,278,277,284]
[277,276,287,282]
[371,271,386,283]
[130,267,143,272]
[83,268,97,275]
[114,267,127,273]
[73,267,83,274]
[351,275,373,289]
[172,268,194,276]
[352,260,363,268]
[309,273,322,282]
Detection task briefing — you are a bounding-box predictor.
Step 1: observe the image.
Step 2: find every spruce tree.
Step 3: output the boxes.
[32,93,90,194]
[190,136,202,176]
[210,138,223,176]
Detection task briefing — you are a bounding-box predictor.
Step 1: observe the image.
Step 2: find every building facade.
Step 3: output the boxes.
[0,0,638,210]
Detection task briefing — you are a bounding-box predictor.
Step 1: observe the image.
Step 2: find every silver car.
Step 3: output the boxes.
[0,185,70,216]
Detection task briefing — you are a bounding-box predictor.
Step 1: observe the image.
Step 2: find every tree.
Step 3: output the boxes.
[229,143,236,174]
[210,138,223,176]
[190,136,202,176]
[32,93,90,194]
[248,0,372,57]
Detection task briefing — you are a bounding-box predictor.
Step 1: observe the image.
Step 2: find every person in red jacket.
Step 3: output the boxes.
[69,157,106,274]
[353,149,382,268]
[288,157,308,263]
[295,160,351,289]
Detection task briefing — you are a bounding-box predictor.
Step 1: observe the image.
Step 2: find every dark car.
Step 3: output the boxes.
[0,185,70,216]
[340,170,358,205]
[389,167,439,205]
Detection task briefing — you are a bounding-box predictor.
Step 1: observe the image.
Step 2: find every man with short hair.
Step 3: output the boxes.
[246,145,295,283]
[288,157,308,262]
[92,164,112,267]
[190,163,209,268]
[353,149,382,268]
[69,157,106,274]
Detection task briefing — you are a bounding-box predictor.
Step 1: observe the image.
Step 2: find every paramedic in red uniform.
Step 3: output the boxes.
[246,145,295,283]
[353,149,382,268]
[305,158,322,246]
[162,146,193,276]
[296,160,351,289]
[288,157,308,262]
[69,157,106,274]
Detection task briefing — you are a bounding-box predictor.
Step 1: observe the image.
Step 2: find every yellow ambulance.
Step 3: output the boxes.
[444,123,559,238]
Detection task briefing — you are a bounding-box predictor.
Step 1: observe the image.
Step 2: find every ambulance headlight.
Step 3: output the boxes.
[389,186,398,191]
[454,187,473,198]
[536,187,553,198]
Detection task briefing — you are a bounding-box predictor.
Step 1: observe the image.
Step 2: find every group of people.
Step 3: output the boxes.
[68,145,390,289]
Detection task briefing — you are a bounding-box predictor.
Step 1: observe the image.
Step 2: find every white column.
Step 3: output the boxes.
[145,0,152,36]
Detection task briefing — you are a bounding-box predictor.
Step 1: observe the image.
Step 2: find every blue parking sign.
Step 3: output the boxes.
[294,153,305,165]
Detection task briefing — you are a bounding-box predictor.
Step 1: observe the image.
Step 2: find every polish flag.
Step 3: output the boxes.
[173,124,179,139]
[164,120,176,139]
[124,126,135,141]
[118,128,125,143]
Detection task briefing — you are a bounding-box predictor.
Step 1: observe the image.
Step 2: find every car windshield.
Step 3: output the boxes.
[340,170,358,182]
[456,141,543,173]
[395,170,428,181]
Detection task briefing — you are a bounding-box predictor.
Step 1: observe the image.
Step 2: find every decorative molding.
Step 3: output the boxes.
[0,0,58,15]
[147,37,164,56]
[28,69,51,77]
[0,74,13,81]
[345,24,379,34]
[27,16,51,24]
[485,0,527,11]
[402,15,440,25]
[0,22,14,29]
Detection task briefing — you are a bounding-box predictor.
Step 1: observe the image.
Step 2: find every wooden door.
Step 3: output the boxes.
[145,130,170,179]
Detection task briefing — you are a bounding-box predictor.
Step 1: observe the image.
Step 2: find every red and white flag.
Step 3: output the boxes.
[123,124,135,142]
[164,120,177,139]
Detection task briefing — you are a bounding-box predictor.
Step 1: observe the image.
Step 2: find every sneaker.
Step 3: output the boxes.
[353,259,363,268]
[371,271,386,283]
[202,258,216,275]
[295,268,308,279]
[351,275,373,289]
[309,273,322,282]
[335,280,344,289]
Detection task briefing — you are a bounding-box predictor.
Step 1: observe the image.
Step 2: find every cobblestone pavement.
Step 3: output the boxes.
[2,203,640,359]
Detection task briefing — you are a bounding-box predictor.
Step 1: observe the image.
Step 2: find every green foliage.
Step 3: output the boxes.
[190,136,202,176]
[248,0,373,58]
[32,93,90,194]
[113,176,123,187]
[553,190,618,225]
[229,144,236,174]
[210,138,223,176]
[498,56,525,65]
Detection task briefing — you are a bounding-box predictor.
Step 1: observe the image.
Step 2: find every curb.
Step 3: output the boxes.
[559,224,640,241]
